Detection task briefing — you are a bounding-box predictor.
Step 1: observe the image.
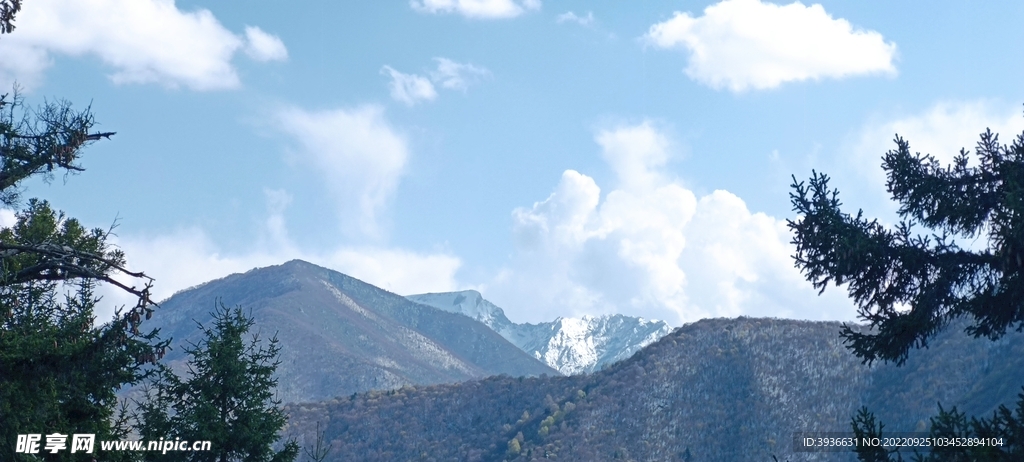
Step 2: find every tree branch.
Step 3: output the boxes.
[0,241,157,310]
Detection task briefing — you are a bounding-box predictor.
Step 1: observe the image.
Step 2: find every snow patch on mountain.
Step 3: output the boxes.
[406,290,673,375]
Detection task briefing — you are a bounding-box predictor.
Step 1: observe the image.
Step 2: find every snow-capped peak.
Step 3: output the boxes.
[405,290,512,329]
[406,292,673,376]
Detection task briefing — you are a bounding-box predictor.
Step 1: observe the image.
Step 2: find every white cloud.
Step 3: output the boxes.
[645,0,896,92]
[595,121,672,190]
[844,101,1024,206]
[0,0,286,91]
[410,0,540,19]
[324,248,462,295]
[98,231,461,324]
[262,188,293,247]
[243,26,288,62]
[381,59,489,105]
[488,122,856,325]
[854,101,1024,174]
[106,228,281,308]
[96,197,461,324]
[0,209,16,228]
[381,66,438,106]
[276,105,408,238]
[2,199,455,324]
[0,42,52,90]
[106,229,461,308]
[556,11,594,26]
[430,58,490,91]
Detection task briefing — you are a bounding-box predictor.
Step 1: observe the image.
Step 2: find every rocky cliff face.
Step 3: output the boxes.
[147,260,556,404]
[407,290,672,375]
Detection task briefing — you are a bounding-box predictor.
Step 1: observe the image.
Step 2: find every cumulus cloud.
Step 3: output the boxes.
[0,0,287,91]
[645,0,896,92]
[595,121,672,190]
[488,122,856,325]
[410,0,540,19]
[243,26,288,62]
[556,11,594,26]
[381,66,438,106]
[276,105,408,238]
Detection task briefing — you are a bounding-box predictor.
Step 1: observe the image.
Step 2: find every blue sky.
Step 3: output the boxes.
[2,0,1023,325]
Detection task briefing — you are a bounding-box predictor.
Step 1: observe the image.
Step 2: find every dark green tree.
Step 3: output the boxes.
[0,0,20,34]
[789,126,1024,460]
[136,303,298,462]
[0,65,162,462]
[1,13,163,461]
[0,201,163,462]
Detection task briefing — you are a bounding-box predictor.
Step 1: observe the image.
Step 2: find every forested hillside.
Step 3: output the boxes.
[283,317,1024,461]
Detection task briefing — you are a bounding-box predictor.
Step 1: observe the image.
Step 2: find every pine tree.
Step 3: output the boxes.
[0,201,164,462]
[0,0,20,33]
[0,47,162,460]
[790,125,1024,460]
[137,303,298,462]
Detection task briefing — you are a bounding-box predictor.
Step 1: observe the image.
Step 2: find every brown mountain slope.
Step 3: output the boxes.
[147,259,556,403]
[283,317,1024,461]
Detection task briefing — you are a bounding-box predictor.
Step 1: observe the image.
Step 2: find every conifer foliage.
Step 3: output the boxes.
[0,0,20,34]
[136,304,298,462]
[1,13,293,461]
[789,130,1024,366]
[789,125,1024,460]
[0,67,162,462]
[0,200,162,462]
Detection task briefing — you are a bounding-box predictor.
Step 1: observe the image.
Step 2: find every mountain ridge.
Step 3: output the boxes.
[406,290,672,375]
[143,260,557,403]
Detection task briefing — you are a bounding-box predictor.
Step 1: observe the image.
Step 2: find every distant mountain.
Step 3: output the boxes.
[145,260,556,404]
[283,317,1024,461]
[406,290,672,375]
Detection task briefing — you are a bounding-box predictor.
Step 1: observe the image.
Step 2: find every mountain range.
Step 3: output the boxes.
[144,260,556,403]
[406,291,672,375]
[139,260,1024,460]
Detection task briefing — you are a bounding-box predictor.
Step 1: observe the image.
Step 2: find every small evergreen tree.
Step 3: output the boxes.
[137,303,298,462]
